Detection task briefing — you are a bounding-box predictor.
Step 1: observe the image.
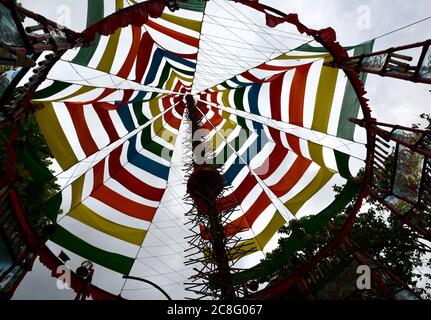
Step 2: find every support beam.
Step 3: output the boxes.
[326,39,431,85]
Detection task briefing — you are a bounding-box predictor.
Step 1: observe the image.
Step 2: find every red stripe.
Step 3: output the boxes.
[163,108,181,129]
[223,155,312,237]
[269,72,285,121]
[117,26,141,78]
[92,185,157,221]
[65,103,98,157]
[203,110,224,130]
[242,71,263,83]
[78,88,116,105]
[108,146,165,201]
[286,133,304,158]
[91,156,157,221]
[161,95,174,110]
[224,192,272,236]
[258,64,295,71]
[270,156,312,197]
[135,32,154,83]
[146,19,199,47]
[255,145,289,180]
[289,63,312,126]
[93,107,120,144]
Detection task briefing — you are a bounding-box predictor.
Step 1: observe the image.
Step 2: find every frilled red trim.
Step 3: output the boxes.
[81,0,166,42]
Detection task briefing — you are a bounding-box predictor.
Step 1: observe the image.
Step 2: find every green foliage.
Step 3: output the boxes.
[1,114,60,228]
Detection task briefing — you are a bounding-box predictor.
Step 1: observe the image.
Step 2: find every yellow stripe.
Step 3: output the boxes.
[311,56,339,132]
[308,142,336,172]
[211,118,237,151]
[172,70,193,83]
[69,204,147,246]
[35,102,78,169]
[255,211,286,249]
[285,168,334,214]
[165,71,177,92]
[221,90,231,108]
[149,98,162,117]
[96,0,123,73]
[71,175,85,209]
[228,211,286,260]
[153,115,177,145]
[161,13,202,33]
[163,70,193,91]
[275,53,330,60]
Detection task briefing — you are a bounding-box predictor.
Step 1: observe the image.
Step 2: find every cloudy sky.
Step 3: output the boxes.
[11,0,431,299]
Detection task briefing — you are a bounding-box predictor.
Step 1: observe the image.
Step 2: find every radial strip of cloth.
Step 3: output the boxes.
[29,0,206,298]
[24,0,374,297]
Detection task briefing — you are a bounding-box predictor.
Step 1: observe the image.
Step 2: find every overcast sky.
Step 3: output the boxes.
[12,0,431,300]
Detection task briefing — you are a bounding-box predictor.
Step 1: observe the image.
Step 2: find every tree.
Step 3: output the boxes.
[259,114,431,299]
[0,113,60,229]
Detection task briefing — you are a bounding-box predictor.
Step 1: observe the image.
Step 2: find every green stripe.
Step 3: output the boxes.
[335,40,374,177]
[50,226,134,275]
[177,0,206,12]
[334,150,352,179]
[295,42,356,53]
[233,87,246,112]
[337,40,374,142]
[33,81,71,100]
[33,1,104,100]
[72,0,104,65]
[133,101,149,125]
[46,193,62,222]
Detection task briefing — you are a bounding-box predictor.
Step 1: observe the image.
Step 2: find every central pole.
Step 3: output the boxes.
[185,94,235,299]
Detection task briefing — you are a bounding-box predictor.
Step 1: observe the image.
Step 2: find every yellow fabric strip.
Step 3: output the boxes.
[304,56,338,182]
[153,115,177,145]
[255,211,286,249]
[311,56,339,133]
[171,70,193,84]
[71,175,85,209]
[221,90,232,108]
[164,71,177,92]
[96,1,123,73]
[68,204,147,246]
[35,102,78,169]
[170,69,193,85]
[275,53,330,60]
[149,98,163,117]
[161,13,202,33]
[284,168,334,214]
[210,118,237,151]
[228,211,286,260]
[307,142,336,172]
[308,143,326,169]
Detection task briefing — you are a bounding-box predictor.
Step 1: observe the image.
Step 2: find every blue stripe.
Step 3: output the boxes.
[117,104,136,132]
[248,83,261,115]
[144,49,164,85]
[223,132,269,185]
[162,50,196,69]
[127,135,170,180]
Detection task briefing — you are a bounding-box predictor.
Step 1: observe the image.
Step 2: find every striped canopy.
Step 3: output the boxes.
[29,0,373,299]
